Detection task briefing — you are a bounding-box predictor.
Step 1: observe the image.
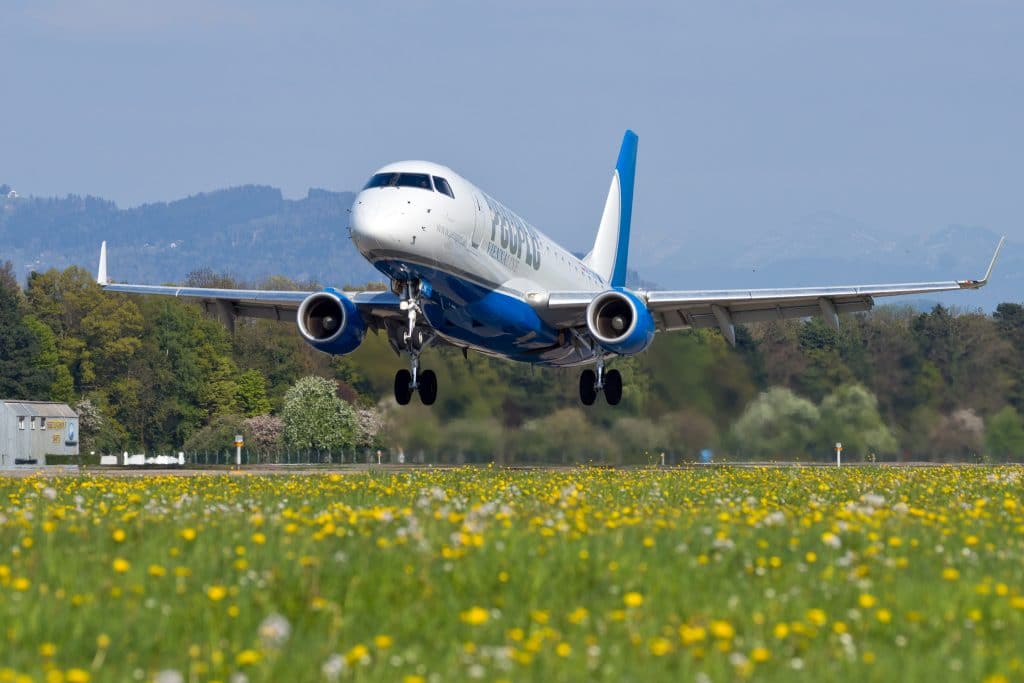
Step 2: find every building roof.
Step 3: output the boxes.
[1,401,77,418]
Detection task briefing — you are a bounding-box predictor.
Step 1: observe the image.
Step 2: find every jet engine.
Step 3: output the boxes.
[296,289,366,355]
[585,290,655,355]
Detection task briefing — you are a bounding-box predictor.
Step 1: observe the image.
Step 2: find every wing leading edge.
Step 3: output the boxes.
[97,242,402,332]
[549,237,1005,345]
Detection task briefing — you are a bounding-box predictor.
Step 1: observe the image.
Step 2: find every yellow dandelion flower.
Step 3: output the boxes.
[235,649,261,666]
[460,606,489,625]
[12,577,30,591]
[111,558,130,574]
[567,607,589,625]
[942,567,960,581]
[96,633,111,649]
[876,608,892,624]
[649,637,673,656]
[206,585,227,601]
[623,591,644,608]
[374,635,393,649]
[148,564,166,577]
[555,642,572,657]
[66,670,91,683]
[252,532,266,545]
[858,593,876,609]
[806,609,827,627]
[710,620,734,640]
[751,647,771,663]
[404,677,426,683]
[346,643,370,664]
[38,642,57,657]
[773,623,789,639]
[180,528,197,541]
[111,529,125,543]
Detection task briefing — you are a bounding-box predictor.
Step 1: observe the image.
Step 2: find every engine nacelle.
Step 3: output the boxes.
[585,289,655,356]
[296,288,366,355]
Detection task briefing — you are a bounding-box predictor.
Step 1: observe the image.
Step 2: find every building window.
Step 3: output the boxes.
[40,418,46,430]
[30,417,36,430]
[18,416,25,430]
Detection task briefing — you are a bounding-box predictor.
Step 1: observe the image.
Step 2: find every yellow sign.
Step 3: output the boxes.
[52,434,61,444]
[48,420,66,430]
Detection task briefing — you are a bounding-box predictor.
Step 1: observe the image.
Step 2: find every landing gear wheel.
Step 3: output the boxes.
[604,369,623,405]
[419,370,438,406]
[394,369,413,405]
[579,369,597,406]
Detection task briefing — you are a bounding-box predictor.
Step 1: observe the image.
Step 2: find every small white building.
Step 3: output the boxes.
[0,401,79,465]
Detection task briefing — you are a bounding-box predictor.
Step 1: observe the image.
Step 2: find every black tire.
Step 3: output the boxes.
[419,369,438,406]
[394,369,413,405]
[604,369,623,405]
[579,369,597,406]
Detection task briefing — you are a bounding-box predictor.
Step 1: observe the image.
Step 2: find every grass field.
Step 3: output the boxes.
[1,466,1022,682]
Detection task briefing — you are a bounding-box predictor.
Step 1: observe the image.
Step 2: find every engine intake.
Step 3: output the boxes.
[585,289,655,355]
[297,289,366,355]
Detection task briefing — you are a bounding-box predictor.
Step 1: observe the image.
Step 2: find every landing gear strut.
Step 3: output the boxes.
[392,280,438,406]
[579,359,622,406]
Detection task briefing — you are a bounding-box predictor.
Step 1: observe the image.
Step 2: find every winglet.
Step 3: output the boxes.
[958,236,1005,289]
[97,241,108,285]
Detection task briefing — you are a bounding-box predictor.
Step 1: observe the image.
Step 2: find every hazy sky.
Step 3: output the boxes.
[2,1,1022,257]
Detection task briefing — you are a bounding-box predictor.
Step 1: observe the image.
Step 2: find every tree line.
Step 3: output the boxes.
[2,263,1023,462]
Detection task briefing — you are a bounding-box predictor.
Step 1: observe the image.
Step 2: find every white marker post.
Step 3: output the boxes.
[835,442,842,468]
[235,434,244,468]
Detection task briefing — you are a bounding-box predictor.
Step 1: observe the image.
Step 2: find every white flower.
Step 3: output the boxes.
[321,654,347,681]
[258,613,292,648]
[153,671,184,683]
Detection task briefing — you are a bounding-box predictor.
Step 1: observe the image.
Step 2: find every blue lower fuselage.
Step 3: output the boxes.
[371,257,594,367]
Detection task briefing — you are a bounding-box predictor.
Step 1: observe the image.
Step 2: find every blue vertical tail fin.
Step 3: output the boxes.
[585,130,638,288]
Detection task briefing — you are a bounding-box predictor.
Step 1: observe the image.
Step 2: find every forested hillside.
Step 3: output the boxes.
[2,263,1023,463]
[0,185,378,286]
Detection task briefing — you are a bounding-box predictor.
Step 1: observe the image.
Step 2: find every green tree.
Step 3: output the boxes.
[0,262,51,398]
[235,369,272,417]
[282,376,359,450]
[730,387,820,460]
[817,384,897,460]
[985,406,1024,461]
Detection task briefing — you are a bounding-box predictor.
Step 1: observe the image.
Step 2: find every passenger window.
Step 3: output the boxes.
[433,176,455,198]
[395,173,432,190]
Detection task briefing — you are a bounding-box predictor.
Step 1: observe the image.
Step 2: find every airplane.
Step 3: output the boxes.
[97,130,1005,407]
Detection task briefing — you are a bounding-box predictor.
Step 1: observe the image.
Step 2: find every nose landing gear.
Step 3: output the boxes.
[392,280,439,406]
[579,359,623,406]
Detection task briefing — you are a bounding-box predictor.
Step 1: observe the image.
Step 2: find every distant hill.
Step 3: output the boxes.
[635,215,1020,312]
[0,185,380,287]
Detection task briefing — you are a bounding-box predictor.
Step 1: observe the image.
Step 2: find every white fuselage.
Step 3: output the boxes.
[349,161,608,365]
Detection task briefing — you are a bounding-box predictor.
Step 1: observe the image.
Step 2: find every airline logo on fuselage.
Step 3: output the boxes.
[482,193,541,271]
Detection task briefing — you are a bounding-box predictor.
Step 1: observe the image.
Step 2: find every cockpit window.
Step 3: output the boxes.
[395,173,432,190]
[433,176,455,198]
[362,172,434,191]
[363,173,394,189]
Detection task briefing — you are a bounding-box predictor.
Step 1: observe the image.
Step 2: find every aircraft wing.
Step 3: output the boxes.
[548,237,1005,345]
[96,243,403,331]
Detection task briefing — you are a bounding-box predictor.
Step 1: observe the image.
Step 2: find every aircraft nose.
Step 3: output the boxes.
[350,192,387,253]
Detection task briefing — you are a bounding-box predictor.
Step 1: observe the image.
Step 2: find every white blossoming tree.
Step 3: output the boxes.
[282,376,359,450]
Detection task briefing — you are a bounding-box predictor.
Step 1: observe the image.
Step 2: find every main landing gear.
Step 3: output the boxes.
[579,359,622,406]
[393,280,438,406]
